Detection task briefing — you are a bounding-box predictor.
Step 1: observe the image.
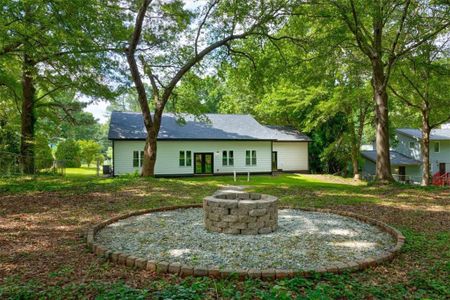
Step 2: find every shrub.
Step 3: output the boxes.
[78,140,102,167]
[55,139,81,168]
[35,135,53,170]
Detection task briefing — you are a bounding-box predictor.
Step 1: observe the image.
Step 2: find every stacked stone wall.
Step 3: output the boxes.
[203,192,278,234]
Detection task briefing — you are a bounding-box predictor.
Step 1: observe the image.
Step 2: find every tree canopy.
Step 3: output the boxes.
[0,0,449,182]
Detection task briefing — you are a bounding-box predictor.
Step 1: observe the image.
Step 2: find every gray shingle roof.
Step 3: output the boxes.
[108,112,310,142]
[397,128,450,141]
[361,150,421,166]
[263,125,312,142]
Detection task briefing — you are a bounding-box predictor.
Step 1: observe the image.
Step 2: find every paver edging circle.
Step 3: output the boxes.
[87,204,405,279]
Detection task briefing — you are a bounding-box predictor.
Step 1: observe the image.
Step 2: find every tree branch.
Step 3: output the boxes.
[400,69,427,102]
[383,0,411,87]
[225,43,257,69]
[125,0,155,133]
[195,0,219,56]
[35,85,70,103]
[388,84,421,109]
[0,42,22,56]
[330,0,373,57]
[161,26,259,107]
[430,115,450,129]
[395,20,450,59]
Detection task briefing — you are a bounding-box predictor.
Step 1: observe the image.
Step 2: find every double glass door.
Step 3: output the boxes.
[194,153,213,174]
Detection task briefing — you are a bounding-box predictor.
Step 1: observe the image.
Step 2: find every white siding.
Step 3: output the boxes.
[395,134,450,175]
[429,141,450,174]
[272,142,309,171]
[395,133,421,160]
[113,140,272,175]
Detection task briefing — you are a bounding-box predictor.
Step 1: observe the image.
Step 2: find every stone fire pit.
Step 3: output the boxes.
[203,192,278,235]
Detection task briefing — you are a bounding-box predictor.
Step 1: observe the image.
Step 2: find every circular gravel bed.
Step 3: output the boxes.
[94,208,397,271]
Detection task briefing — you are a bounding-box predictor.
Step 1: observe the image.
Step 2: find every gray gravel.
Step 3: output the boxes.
[95,208,395,270]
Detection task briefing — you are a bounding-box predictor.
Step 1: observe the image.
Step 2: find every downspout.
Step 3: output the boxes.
[112,140,115,177]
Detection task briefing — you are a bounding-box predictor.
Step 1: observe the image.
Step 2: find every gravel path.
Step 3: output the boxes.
[95,208,395,270]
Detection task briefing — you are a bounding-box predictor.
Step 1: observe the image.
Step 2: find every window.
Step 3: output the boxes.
[409,141,415,148]
[246,150,257,166]
[434,142,440,153]
[133,151,144,167]
[179,151,185,166]
[222,151,227,166]
[222,150,234,166]
[186,151,192,166]
[179,150,192,166]
[229,151,234,166]
[133,151,139,167]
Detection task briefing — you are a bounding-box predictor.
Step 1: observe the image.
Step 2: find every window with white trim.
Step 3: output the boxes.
[179,150,192,166]
[133,150,144,167]
[409,141,415,148]
[222,150,234,166]
[434,142,440,153]
[245,150,257,166]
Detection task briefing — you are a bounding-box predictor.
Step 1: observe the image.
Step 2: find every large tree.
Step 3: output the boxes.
[126,0,295,176]
[0,0,123,173]
[203,11,374,177]
[325,0,450,182]
[389,41,450,185]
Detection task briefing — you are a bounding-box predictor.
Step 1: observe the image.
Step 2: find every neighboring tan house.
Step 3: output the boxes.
[108,112,310,176]
[361,128,450,184]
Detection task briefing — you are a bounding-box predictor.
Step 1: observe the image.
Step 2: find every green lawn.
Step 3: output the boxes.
[0,171,449,299]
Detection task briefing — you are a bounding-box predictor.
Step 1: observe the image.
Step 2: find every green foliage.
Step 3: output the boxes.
[390,43,450,128]
[78,140,102,167]
[169,75,226,114]
[55,139,81,168]
[0,118,20,154]
[0,277,149,300]
[34,135,53,170]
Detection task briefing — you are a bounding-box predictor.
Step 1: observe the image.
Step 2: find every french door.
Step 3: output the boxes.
[194,153,214,174]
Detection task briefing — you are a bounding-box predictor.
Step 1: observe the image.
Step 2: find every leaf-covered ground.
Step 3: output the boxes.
[0,172,449,299]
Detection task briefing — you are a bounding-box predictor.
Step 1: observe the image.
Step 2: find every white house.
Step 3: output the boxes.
[108,112,311,176]
[361,127,450,183]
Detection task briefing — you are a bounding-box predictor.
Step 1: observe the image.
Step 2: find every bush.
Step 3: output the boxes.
[78,140,102,167]
[55,139,81,168]
[35,135,53,170]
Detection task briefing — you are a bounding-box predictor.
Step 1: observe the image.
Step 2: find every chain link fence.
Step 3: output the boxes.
[0,151,65,177]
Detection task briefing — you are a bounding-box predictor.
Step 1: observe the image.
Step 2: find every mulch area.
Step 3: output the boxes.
[0,183,449,289]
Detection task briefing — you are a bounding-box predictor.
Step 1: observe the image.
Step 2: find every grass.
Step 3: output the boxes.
[0,170,449,299]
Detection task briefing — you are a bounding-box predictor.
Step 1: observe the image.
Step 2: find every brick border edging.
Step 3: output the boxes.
[87,205,405,280]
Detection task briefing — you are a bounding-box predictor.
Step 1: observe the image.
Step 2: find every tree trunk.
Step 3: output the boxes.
[351,150,360,180]
[348,115,361,180]
[421,110,431,186]
[20,54,36,174]
[142,133,157,176]
[372,59,394,182]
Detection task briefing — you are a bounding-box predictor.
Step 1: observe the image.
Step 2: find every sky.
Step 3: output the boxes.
[85,101,109,124]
